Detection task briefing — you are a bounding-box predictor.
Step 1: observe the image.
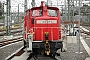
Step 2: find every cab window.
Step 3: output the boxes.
[48,9,57,16]
[32,9,42,16]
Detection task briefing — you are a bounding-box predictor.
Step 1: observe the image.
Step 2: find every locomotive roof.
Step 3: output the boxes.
[26,6,59,12]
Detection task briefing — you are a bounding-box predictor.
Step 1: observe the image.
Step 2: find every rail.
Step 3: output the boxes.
[6,46,59,60]
[0,28,23,36]
[0,37,23,48]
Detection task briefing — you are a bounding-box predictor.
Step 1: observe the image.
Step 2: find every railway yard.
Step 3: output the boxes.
[1,0,90,60]
[0,24,90,60]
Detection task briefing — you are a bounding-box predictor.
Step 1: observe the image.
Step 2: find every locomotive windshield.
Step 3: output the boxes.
[31,7,58,17]
[48,9,57,16]
[32,9,42,16]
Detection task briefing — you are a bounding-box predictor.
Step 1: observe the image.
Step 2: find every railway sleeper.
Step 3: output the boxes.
[27,51,59,60]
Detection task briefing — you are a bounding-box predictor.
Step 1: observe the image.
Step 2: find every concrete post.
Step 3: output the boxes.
[6,0,11,36]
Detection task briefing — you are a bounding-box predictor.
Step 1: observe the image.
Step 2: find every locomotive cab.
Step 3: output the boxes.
[23,1,63,56]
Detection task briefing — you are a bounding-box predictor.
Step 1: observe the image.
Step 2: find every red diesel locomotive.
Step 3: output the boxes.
[23,1,63,57]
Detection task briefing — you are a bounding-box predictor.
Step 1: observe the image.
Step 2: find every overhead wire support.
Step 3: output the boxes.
[57,0,58,7]
[18,4,19,23]
[75,0,83,54]
[31,0,35,8]
[47,0,52,7]
[2,2,5,16]
[24,0,27,13]
[67,0,74,36]
[78,0,82,53]
[6,0,11,36]
[64,0,67,21]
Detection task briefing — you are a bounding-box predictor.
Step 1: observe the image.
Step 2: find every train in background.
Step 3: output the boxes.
[23,1,63,57]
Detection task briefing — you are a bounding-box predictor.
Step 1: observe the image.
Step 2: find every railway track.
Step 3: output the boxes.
[5,25,89,60]
[0,28,22,32]
[6,47,59,60]
[0,28,23,36]
[27,53,58,60]
[80,23,90,27]
[6,25,90,60]
[80,26,90,36]
[0,37,23,48]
